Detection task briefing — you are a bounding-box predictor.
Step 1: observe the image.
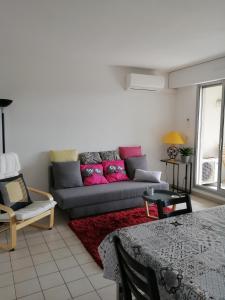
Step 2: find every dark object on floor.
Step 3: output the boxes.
[143,190,192,219]
[114,236,160,300]
[68,205,170,267]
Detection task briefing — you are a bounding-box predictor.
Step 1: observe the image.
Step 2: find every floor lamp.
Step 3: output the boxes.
[0,99,13,153]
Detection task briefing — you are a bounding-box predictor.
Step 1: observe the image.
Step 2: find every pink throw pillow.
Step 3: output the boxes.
[119,146,142,159]
[80,164,108,186]
[102,160,129,183]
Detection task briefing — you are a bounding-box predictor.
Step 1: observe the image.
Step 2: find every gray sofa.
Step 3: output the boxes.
[51,179,169,219]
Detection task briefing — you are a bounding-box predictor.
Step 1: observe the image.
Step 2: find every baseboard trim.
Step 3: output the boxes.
[192,188,225,205]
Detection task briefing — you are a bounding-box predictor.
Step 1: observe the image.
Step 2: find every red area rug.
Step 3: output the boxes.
[68,205,161,267]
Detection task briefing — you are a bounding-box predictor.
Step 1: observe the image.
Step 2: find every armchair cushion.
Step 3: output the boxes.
[0,174,32,210]
[0,200,57,221]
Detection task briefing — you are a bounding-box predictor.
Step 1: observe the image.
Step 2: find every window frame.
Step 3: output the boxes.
[194,80,225,196]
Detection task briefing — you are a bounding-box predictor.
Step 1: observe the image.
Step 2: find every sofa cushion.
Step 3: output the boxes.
[80,164,108,186]
[102,160,129,183]
[0,174,32,211]
[0,200,57,221]
[52,181,169,210]
[99,150,120,161]
[52,161,83,189]
[119,146,142,159]
[125,155,148,179]
[79,152,102,165]
[134,169,161,183]
[50,149,78,162]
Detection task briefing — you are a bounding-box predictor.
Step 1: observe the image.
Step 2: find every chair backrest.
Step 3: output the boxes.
[113,236,160,300]
[0,153,21,179]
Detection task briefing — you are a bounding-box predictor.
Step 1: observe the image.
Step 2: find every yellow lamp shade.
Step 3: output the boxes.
[162,131,185,145]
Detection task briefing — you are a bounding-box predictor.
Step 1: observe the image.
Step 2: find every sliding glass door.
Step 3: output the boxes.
[220,85,225,190]
[195,81,225,193]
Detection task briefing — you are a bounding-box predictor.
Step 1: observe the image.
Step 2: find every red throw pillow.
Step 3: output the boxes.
[119,146,142,159]
[102,160,129,183]
[80,164,108,186]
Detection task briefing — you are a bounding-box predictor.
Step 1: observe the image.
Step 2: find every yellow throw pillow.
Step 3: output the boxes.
[50,149,78,162]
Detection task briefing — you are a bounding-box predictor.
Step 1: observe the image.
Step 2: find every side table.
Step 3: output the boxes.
[160,159,192,194]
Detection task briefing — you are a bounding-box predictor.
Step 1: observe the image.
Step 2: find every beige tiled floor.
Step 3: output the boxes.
[0,195,218,300]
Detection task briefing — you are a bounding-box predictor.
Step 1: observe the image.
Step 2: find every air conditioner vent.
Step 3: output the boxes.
[126,73,165,91]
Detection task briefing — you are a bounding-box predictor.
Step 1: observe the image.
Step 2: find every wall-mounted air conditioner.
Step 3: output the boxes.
[200,157,218,185]
[126,73,165,91]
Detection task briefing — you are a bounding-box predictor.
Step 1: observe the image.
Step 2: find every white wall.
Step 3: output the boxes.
[0,64,176,190]
[175,86,197,146]
[168,86,197,191]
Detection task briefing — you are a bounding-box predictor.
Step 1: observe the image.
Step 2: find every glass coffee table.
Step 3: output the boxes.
[142,189,192,219]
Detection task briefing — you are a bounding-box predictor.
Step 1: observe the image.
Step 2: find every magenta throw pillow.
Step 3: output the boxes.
[119,146,142,159]
[80,164,108,186]
[102,160,129,183]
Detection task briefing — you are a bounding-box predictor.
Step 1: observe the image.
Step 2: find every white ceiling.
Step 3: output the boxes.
[1,0,225,71]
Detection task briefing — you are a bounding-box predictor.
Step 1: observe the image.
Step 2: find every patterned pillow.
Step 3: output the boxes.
[102,160,129,183]
[79,152,102,165]
[80,164,108,186]
[99,151,120,161]
[0,174,31,211]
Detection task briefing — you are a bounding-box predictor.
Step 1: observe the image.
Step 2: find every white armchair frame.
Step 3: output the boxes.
[0,187,55,251]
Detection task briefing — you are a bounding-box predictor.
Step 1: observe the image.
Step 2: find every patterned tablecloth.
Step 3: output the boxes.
[98,205,225,300]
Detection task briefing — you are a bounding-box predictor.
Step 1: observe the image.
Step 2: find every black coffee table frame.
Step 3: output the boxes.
[143,190,192,219]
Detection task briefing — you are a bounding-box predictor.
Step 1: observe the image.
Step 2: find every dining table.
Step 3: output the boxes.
[98,205,225,300]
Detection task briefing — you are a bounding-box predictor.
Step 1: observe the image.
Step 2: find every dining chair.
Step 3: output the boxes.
[113,236,160,300]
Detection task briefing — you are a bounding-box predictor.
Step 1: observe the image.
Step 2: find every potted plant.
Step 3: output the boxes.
[179,147,193,163]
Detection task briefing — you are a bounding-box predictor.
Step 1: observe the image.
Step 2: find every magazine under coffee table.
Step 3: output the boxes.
[142,189,192,219]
